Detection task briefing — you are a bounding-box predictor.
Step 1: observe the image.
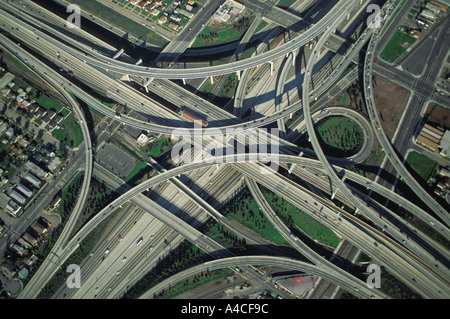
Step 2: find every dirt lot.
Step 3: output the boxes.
[372,75,411,140]
[424,103,450,129]
[323,75,410,144]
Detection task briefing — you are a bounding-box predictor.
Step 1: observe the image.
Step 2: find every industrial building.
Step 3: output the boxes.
[426,2,442,13]
[31,222,48,236]
[420,9,437,21]
[6,200,21,215]
[9,190,27,205]
[25,161,49,179]
[439,130,450,157]
[416,123,444,152]
[21,232,38,246]
[50,196,61,210]
[10,243,26,256]
[212,0,245,23]
[17,237,33,249]
[16,182,33,198]
[431,0,449,9]
[416,134,439,151]
[47,157,61,173]
[25,172,42,188]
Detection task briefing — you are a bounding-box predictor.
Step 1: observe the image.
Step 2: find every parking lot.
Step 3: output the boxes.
[96,144,137,180]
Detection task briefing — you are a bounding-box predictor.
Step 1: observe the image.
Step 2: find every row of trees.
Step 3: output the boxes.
[123,241,211,299]
[233,16,252,32]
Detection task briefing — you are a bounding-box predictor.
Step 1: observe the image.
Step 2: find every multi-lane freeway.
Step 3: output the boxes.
[0,0,448,301]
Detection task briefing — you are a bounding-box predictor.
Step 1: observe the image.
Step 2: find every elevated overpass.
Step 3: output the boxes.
[0,0,362,80]
[363,4,450,226]
[46,153,450,299]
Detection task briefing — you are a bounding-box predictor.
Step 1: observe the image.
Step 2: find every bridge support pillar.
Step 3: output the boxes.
[288,163,296,174]
[210,76,214,84]
[144,78,154,93]
[269,61,274,76]
[145,78,154,86]
[182,78,186,85]
[135,59,142,65]
[288,151,303,174]
[331,174,346,200]
[331,187,338,200]
[236,71,240,81]
[112,48,124,60]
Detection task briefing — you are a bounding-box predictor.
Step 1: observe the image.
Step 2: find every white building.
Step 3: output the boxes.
[25,161,49,179]
[16,183,33,198]
[25,172,42,188]
[10,190,26,205]
[6,200,21,215]
[137,133,149,145]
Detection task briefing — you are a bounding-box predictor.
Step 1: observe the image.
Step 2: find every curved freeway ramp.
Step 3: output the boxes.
[138,255,389,299]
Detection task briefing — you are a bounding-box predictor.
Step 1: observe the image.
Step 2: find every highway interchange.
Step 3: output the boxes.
[0,0,449,300]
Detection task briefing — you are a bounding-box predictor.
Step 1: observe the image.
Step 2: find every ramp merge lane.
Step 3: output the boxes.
[1,0,448,301]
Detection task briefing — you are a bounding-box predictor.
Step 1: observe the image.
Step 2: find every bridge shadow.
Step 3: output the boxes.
[143,183,309,259]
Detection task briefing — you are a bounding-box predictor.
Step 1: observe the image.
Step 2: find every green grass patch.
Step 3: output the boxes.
[123,241,212,299]
[262,187,340,248]
[199,79,213,94]
[126,160,147,182]
[5,53,28,71]
[380,29,416,63]
[315,116,363,158]
[255,19,268,33]
[221,185,339,248]
[276,0,297,9]
[59,107,71,118]
[222,189,288,245]
[406,151,438,181]
[155,269,233,299]
[192,16,254,48]
[141,137,172,158]
[52,114,84,148]
[35,94,65,112]
[216,73,239,99]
